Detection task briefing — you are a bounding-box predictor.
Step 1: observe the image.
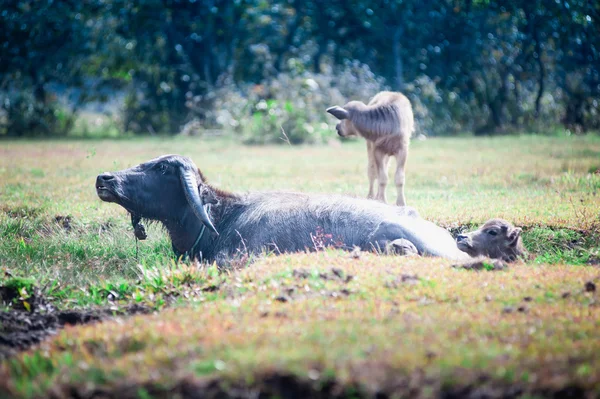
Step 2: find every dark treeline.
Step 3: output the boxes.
[1,0,598,140]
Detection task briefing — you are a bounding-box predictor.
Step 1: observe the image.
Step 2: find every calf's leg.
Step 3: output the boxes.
[394,149,408,206]
[366,141,377,199]
[374,150,390,203]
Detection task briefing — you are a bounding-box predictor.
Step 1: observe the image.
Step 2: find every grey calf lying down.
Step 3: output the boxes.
[96,155,524,265]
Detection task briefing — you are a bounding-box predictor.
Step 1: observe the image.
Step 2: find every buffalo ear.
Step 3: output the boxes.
[508,227,522,247]
[326,106,349,120]
[200,185,219,205]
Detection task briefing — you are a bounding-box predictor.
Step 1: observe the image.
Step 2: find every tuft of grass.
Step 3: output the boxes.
[2,277,36,293]
[523,227,599,265]
[0,212,174,285]
[1,261,225,311]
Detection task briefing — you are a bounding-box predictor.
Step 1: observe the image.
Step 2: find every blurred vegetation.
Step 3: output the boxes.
[0,0,598,140]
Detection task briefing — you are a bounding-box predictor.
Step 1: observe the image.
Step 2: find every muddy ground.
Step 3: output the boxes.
[1,287,594,399]
[44,371,589,399]
[1,292,595,398]
[0,307,153,360]
[0,286,150,360]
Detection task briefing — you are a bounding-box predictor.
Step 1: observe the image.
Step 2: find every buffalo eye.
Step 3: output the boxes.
[487,230,498,236]
[158,164,168,173]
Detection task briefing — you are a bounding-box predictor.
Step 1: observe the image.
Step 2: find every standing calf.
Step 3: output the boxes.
[327,91,414,206]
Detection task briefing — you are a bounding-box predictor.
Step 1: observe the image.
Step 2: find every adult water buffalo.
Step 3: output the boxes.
[96,155,524,265]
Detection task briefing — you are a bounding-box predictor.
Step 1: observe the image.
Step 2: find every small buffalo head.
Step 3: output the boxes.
[456,219,525,262]
[96,155,218,235]
[326,102,362,138]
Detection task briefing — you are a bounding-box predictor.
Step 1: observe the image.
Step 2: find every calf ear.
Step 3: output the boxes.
[326,106,349,120]
[508,227,522,247]
[200,185,219,205]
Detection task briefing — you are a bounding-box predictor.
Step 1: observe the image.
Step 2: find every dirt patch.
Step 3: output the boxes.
[1,205,43,218]
[384,273,420,289]
[0,283,54,314]
[292,267,354,283]
[42,371,594,399]
[261,267,356,305]
[99,220,114,233]
[584,281,596,292]
[273,285,352,305]
[0,305,151,360]
[54,215,73,232]
[453,258,507,271]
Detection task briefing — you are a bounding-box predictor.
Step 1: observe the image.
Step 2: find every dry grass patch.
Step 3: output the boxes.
[2,251,599,397]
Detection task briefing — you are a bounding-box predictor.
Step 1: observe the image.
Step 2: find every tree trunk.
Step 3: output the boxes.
[489,72,510,130]
[275,0,302,72]
[564,94,586,133]
[203,0,215,85]
[513,80,523,124]
[225,2,239,78]
[530,9,545,118]
[313,32,329,73]
[533,39,545,118]
[476,70,509,135]
[393,26,404,90]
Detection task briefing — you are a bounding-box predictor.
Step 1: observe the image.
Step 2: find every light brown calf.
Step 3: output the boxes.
[456,219,526,263]
[327,91,414,206]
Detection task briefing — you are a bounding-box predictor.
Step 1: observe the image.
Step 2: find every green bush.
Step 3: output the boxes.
[0,92,72,137]
[190,61,387,144]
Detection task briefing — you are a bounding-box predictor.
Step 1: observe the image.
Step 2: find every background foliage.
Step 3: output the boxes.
[1,0,598,140]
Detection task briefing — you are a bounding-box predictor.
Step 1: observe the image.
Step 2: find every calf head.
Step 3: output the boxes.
[456,219,525,262]
[326,102,361,137]
[96,155,218,235]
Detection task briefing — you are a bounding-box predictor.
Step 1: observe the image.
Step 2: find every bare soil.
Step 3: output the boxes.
[0,278,595,398]
[0,300,150,360]
[46,371,589,399]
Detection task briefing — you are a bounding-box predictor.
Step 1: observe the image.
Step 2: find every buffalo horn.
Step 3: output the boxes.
[179,168,219,235]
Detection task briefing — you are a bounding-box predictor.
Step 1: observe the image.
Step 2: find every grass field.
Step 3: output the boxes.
[1,135,600,397]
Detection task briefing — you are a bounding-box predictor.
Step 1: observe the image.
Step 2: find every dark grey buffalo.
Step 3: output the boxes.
[96,155,521,265]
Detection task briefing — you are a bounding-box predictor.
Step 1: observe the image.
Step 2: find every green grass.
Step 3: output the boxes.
[1,135,600,397]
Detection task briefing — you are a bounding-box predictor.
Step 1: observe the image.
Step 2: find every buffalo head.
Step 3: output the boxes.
[96,155,218,235]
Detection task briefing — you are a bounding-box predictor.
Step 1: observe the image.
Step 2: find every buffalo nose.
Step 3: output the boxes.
[456,234,467,242]
[97,173,115,184]
[98,173,114,181]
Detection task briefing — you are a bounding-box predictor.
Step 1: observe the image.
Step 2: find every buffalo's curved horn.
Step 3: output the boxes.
[179,167,219,235]
[326,106,349,120]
